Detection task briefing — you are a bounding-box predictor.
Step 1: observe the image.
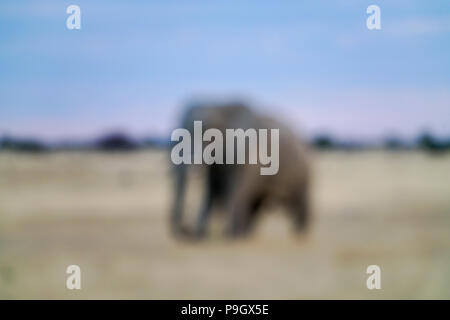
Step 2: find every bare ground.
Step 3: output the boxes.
[0,150,449,299]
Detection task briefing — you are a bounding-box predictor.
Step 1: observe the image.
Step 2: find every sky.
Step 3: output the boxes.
[1,0,449,141]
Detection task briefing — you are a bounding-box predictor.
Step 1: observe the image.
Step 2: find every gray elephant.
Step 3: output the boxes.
[170,101,310,238]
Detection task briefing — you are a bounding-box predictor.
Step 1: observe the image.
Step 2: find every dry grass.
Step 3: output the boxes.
[0,150,449,299]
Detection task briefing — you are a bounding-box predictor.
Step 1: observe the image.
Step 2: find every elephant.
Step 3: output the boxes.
[170,101,311,238]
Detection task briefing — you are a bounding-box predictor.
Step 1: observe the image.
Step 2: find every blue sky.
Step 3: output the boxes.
[1,0,449,141]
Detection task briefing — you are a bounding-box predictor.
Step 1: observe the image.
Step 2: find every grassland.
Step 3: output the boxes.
[0,150,449,299]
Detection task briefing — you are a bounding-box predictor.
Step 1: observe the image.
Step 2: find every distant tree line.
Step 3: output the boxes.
[0,132,169,153]
[0,136,48,152]
[311,132,450,153]
[1,131,450,153]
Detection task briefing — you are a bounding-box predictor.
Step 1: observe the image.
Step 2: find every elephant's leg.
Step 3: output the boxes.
[288,185,310,233]
[171,164,187,235]
[225,176,260,237]
[242,194,265,234]
[226,196,250,237]
[195,195,213,238]
[195,168,215,238]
